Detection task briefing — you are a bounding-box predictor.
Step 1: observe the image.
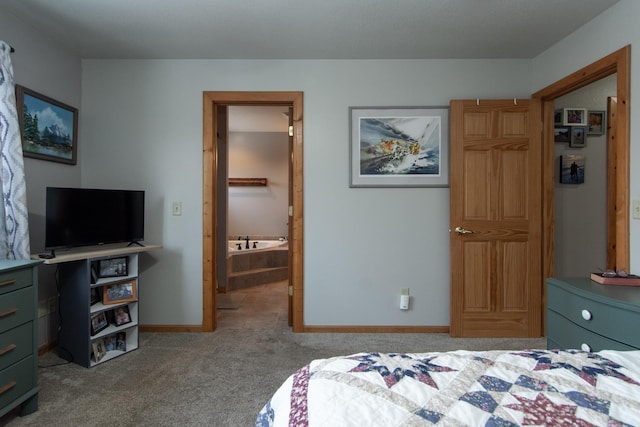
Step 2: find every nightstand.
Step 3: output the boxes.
[546,277,640,351]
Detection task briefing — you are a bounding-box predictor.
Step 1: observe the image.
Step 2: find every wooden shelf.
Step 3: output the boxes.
[229,178,267,186]
[32,242,161,265]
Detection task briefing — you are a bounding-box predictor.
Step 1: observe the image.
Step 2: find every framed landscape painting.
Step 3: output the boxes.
[350,106,449,187]
[15,85,78,164]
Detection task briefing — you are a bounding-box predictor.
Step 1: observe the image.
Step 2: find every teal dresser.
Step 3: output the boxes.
[546,277,640,351]
[0,260,41,418]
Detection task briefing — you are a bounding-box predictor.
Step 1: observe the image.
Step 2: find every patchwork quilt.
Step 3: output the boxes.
[256,349,640,426]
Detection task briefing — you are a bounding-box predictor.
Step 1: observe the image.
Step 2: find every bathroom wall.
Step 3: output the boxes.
[228,131,289,239]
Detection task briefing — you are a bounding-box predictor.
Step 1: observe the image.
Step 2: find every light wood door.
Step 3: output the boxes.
[449,99,542,337]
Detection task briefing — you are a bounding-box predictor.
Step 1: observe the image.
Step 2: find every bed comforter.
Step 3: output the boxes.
[256,349,640,426]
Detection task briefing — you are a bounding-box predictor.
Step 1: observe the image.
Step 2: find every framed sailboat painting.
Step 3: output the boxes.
[349,106,449,187]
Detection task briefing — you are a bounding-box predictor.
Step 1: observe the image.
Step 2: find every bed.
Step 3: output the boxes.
[256,349,640,426]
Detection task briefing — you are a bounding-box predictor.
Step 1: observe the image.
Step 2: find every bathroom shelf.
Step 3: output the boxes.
[229,178,267,186]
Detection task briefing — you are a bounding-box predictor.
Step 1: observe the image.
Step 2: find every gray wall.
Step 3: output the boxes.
[228,131,289,239]
[0,9,82,345]
[78,59,532,327]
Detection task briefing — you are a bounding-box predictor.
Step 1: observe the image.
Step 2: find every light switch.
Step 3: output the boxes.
[172,202,182,216]
[633,200,640,219]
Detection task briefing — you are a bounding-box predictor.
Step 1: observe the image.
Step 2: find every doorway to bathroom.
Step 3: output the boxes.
[202,91,304,333]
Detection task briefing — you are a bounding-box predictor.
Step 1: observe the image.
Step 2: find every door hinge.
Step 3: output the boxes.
[288,286,293,296]
[288,205,293,216]
[288,125,294,137]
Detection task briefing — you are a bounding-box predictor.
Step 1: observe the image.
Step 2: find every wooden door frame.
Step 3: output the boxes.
[202,91,304,332]
[533,45,630,280]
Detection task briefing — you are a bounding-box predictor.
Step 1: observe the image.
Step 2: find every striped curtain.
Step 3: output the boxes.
[0,41,30,259]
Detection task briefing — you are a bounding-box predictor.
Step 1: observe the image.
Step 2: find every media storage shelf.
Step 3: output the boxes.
[33,243,160,368]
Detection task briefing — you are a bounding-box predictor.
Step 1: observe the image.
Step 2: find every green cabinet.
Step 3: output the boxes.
[546,277,640,351]
[0,260,41,418]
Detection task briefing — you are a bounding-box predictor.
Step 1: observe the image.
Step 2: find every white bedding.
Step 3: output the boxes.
[257,349,640,426]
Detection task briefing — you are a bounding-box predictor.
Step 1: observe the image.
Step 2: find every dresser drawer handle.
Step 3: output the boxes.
[0,279,16,287]
[0,344,18,356]
[0,381,16,395]
[581,343,592,352]
[581,309,592,321]
[0,308,17,318]
[0,344,16,356]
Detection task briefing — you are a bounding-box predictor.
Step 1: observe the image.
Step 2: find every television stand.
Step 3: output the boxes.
[127,241,145,247]
[32,243,160,368]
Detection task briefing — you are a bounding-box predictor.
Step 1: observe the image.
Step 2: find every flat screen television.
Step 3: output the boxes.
[45,187,145,251]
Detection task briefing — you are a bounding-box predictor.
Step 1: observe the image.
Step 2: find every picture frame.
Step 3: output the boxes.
[113,305,132,326]
[349,106,449,187]
[90,287,100,305]
[116,332,126,352]
[559,154,585,184]
[14,85,78,165]
[104,334,117,352]
[90,311,108,336]
[569,126,586,148]
[103,279,137,305]
[92,338,107,362]
[554,126,570,143]
[562,108,587,126]
[554,109,562,125]
[97,256,129,278]
[587,110,606,135]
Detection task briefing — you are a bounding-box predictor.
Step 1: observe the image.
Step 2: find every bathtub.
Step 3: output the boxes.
[226,239,289,290]
[228,239,287,254]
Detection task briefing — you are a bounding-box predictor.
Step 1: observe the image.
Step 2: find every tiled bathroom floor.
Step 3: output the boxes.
[216,279,289,330]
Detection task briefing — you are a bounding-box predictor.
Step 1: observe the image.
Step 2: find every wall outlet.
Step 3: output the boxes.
[400,288,410,310]
[400,295,410,310]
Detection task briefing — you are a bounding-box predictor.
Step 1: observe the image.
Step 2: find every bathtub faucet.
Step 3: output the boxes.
[236,236,250,249]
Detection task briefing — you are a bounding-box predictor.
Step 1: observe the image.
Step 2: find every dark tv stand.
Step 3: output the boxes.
[32,243,161,368]
[127,241,145,247]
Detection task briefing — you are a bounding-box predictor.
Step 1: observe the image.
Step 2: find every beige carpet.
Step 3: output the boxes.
[216,293,246,309]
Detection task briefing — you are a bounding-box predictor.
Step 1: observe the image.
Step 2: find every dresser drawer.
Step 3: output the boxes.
[547,283,640,347]
[0,355,35,410]
[0,322,32,369]
[546,309,637,351]
[0,287,34,334]
[0,269,31,296]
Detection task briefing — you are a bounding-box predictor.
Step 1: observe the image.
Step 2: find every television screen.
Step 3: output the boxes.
[45,187,145,250]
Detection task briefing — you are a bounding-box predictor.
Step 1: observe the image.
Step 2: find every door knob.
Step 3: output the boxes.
[454,226,474,235]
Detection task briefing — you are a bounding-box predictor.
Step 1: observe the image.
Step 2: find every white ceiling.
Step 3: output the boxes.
[2,0,619,60]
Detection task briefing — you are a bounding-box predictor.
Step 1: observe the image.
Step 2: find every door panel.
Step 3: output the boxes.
[450,99,542,338]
